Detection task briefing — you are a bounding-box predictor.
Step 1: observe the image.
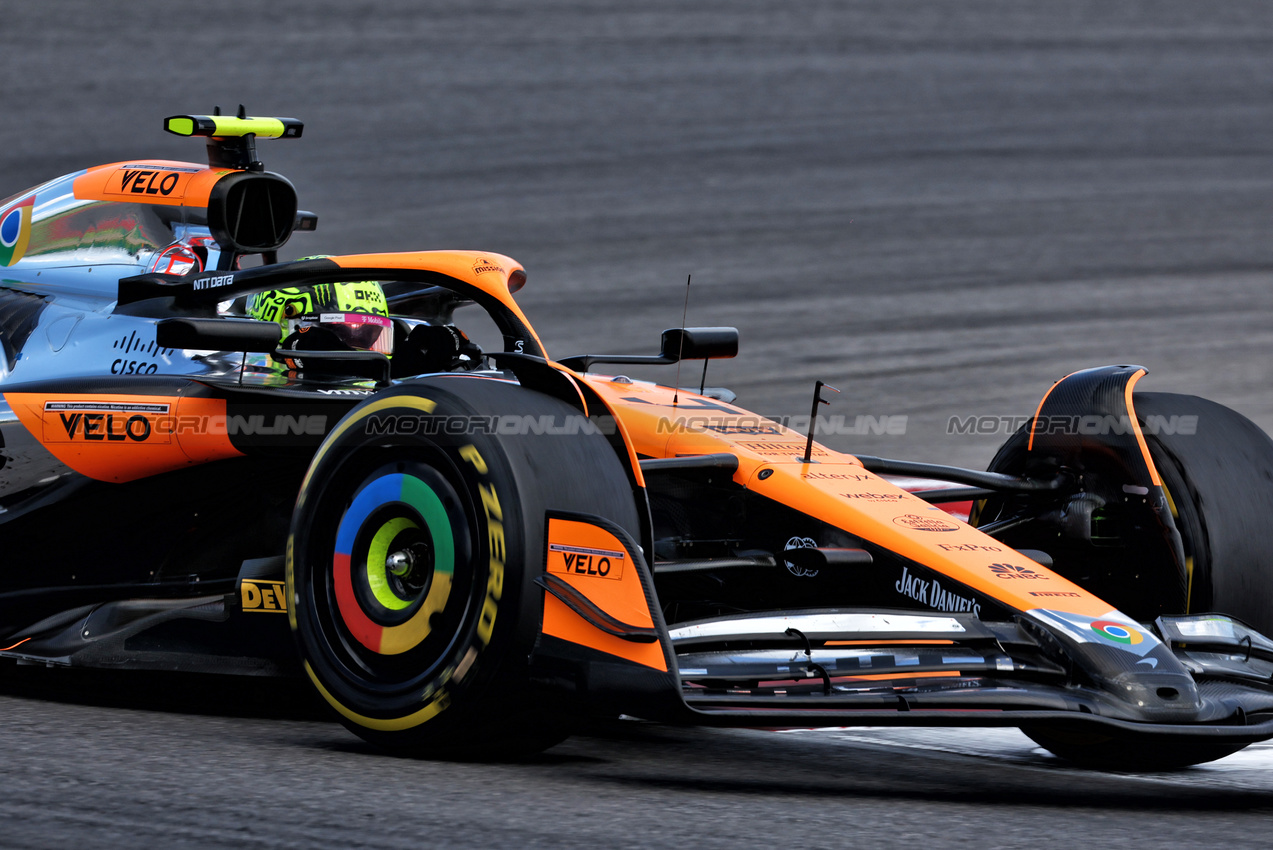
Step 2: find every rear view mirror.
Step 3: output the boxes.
[156,317,281,352]
[559,326,739,372]
[660,327,739,361]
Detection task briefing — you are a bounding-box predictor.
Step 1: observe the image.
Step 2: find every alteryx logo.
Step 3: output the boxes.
[0,196,34,266]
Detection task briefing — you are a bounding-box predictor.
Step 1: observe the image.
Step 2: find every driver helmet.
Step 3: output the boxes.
[248,278,393,357]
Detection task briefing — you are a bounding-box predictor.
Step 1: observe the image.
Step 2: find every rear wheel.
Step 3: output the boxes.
[289,377,641,757]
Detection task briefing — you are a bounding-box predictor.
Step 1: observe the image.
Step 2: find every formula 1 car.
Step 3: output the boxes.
[3,112,1273,770]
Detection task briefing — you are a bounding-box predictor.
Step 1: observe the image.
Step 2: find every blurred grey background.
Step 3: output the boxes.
[4,5,1273,845]
[3,1,1272,465]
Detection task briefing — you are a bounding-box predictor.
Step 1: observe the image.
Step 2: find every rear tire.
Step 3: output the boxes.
[289,377,641,758]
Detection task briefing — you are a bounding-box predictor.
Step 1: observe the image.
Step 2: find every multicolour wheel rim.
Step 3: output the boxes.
[333,471,457,655]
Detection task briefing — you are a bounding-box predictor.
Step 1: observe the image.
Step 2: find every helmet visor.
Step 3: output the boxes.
[292,312,394,355]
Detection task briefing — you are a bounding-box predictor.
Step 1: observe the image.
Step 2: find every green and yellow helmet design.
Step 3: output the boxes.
[249,280,389,340]
[248,258,394,364]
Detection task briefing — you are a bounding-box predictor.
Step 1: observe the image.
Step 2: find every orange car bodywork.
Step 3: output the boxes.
[542,374,1137,665]
[295,252,1144,666]
[0,228,1145,669]
[5,393,241,483]
[73,161,237,210]
[541,516,667,671]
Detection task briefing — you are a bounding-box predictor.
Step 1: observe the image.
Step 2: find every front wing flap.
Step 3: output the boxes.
[661,609,1273,744]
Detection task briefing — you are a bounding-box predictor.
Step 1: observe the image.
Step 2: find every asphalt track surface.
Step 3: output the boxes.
[4,1,1273,847]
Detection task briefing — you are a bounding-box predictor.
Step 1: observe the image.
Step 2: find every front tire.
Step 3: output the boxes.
[979,392,1273,632]
[1137,392,1273,636]
[986,391,1273,769]
[289,377,641,757]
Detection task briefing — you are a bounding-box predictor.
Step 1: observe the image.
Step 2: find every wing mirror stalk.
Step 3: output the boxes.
[559,327,738,372]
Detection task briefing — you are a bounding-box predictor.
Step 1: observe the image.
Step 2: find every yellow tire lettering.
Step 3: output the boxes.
[488,552,505,600]
[462,470,504,647]
[488,517,506,565]
[460,444,487,474]
[477,595,499,644]
[475,475,505,646]
[478,482,503,522]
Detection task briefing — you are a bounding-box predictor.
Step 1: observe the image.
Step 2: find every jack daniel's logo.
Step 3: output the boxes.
[895,565,981,616]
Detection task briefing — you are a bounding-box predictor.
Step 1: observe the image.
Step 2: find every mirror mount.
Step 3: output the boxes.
[559,327,738,372]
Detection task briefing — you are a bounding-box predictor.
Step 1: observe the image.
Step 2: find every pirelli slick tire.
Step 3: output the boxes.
[996,392,1273,769]
[980,391,1273,633]
[289,376,641,757]
[1135,392,1273,637]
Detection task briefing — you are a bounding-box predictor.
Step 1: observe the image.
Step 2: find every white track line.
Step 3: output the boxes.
[776,727,1273,789]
